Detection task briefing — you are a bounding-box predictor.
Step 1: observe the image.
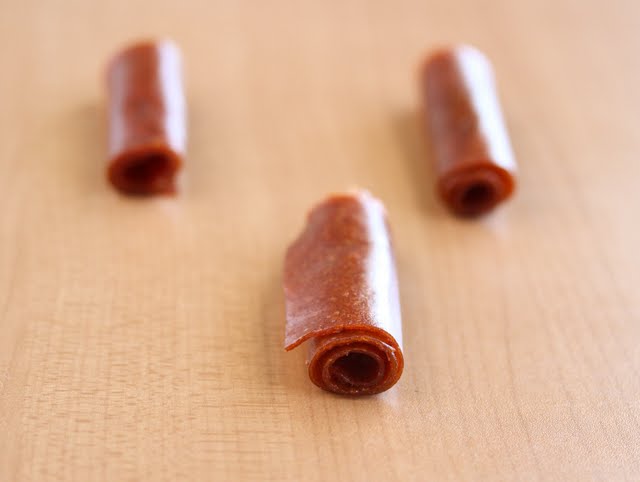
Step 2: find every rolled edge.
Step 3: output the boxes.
[107,144,182,195]
[438,161,515,217]
[307,329,404,396]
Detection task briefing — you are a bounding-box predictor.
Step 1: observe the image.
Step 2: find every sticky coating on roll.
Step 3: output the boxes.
[420,45,517,216]
[106,40,186,195]
[283,191,404,396]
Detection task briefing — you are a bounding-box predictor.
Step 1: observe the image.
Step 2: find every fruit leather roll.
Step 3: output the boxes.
[106,40,186,194]
[420,45,517,216]
[283,191,404,395]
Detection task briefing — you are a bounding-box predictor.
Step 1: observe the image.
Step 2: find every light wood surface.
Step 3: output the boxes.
[1,0,640,480]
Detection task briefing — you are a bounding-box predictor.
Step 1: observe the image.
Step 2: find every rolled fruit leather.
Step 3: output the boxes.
[283,191,404,395]
[106,40,186,194]
[420,45,517,216]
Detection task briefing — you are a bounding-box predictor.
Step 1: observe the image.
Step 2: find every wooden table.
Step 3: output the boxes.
[1,0,639,480]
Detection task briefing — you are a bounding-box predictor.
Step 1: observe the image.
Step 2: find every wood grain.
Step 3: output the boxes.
[1,0,640,480]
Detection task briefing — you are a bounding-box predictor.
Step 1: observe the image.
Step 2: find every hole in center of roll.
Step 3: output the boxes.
[123,153,171,191]
[330,351,380,386]
[460,182,495,213]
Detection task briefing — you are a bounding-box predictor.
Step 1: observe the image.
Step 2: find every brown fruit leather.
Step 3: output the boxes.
[106,40,185,195]
[421,45,516,216]
[284,191,404,395]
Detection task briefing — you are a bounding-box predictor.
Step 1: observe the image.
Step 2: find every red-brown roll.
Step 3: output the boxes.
[283,191,404,396]
[106,40,186,195]
[420,45,517,216]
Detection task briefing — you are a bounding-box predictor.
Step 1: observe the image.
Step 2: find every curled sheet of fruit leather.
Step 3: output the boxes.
[106,40,186,195]
[283,191,404,395]
[421,45,517,217]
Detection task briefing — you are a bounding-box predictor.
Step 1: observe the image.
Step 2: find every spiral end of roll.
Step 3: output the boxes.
[438,162,515,217]
[307,330,404,396]
[108,146,181,195]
